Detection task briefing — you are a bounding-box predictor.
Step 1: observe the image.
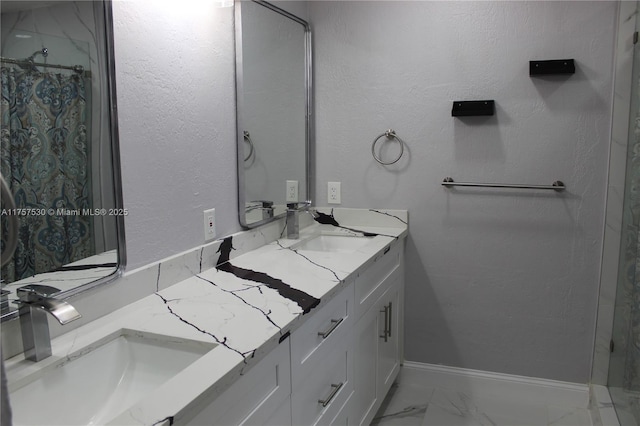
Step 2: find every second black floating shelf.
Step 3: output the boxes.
[530,59,575,76]
[452,100,495,117]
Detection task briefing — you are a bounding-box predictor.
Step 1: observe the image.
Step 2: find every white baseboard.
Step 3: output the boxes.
[590,384,620,426]
[399,361,590,409]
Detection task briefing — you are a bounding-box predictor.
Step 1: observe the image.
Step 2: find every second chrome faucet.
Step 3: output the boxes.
[286,202,318,239]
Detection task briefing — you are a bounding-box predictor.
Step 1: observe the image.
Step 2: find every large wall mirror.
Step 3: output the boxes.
[0,0,124,318]
[236,0,312,228]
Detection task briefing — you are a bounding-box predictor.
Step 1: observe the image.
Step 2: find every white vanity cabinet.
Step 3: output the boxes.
[352,243,404,426]
[180,239,404,426]
[290,241,404,426]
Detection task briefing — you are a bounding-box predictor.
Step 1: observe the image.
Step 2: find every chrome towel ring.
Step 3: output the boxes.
[371,129,404,165]
[243,131,255,162]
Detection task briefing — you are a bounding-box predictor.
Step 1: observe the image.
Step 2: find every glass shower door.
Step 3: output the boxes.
[607,2,640,424]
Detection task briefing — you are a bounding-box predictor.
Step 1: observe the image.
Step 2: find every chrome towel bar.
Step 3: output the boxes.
[442,177,565,192]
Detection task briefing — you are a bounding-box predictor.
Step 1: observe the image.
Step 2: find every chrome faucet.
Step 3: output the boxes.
[286,202,318,239]
[16,284,81,362]
[248,200,275,221]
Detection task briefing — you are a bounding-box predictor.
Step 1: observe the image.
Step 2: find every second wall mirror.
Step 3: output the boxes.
[236,0,312,228]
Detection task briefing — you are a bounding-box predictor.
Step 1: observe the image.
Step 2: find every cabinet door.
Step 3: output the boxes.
[352,276,403,426]
[328,390,353,426]
[352,301,379,426]
[376,278,401,398]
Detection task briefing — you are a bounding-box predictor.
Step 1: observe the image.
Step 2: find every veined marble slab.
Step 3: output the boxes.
[5,208,408,426]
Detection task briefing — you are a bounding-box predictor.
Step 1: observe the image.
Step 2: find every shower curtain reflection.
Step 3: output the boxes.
[0,66,94,283]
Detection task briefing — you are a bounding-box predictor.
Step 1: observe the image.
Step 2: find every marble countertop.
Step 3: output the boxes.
[5,208,408,426]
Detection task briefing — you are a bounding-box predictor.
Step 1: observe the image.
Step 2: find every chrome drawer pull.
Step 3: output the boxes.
[318,318,344,339]
[387,302,392,338]
[379,305,389,342]
[318,382,344,407]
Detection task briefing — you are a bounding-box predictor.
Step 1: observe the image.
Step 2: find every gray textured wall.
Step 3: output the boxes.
[309,1,617,383]
[76,0,616,383]
[113,1,241,270]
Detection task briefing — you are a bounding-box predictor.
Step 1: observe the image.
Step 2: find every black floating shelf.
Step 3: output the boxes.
[452,100,495,117]
[530,59,575,76]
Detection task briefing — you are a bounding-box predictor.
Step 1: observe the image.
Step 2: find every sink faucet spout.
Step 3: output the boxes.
[25,297,81,325]
[16,285,81,361]
[286,202,315,239]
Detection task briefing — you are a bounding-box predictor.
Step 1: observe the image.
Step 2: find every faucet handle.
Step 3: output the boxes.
[17,284,61,302]
[249,200,274,208]
[287,201,312,211]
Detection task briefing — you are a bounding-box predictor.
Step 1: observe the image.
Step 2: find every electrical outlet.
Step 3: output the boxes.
[328,182,341,204]
[204,208,215,241]
[286,180,299,202]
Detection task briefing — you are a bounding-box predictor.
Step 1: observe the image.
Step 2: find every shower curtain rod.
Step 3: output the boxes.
[0,56,90,76]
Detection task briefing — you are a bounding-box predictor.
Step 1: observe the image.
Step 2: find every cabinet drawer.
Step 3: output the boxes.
[354,243,401,320]
[182,342,291,426]
[327,390,353,426]
[291,343,353,426]
[291,283,353,384]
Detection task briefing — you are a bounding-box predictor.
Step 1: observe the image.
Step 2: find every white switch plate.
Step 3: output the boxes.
[204,208,215,241]
[286,180,299,202]
[328,182,341,204]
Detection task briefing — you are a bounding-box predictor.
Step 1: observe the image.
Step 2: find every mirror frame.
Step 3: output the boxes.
[0,0,126,321]
[235,0,313,229]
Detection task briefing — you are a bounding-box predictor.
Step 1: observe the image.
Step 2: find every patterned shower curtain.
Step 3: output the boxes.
[0,67,93,283]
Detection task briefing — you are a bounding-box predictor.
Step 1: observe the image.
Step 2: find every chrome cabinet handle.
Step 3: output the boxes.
[385,302,393,341]
[318,318,344,339]
[379,302,393,342]
[318,382,344,407]
[379,305,389,342]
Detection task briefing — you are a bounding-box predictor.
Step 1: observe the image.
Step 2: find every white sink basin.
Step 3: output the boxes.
[9,329,216,425]
[295,234,372,253]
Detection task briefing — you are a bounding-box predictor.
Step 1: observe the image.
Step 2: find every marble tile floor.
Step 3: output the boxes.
[608,387,640,426]
[372,367,594,426]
